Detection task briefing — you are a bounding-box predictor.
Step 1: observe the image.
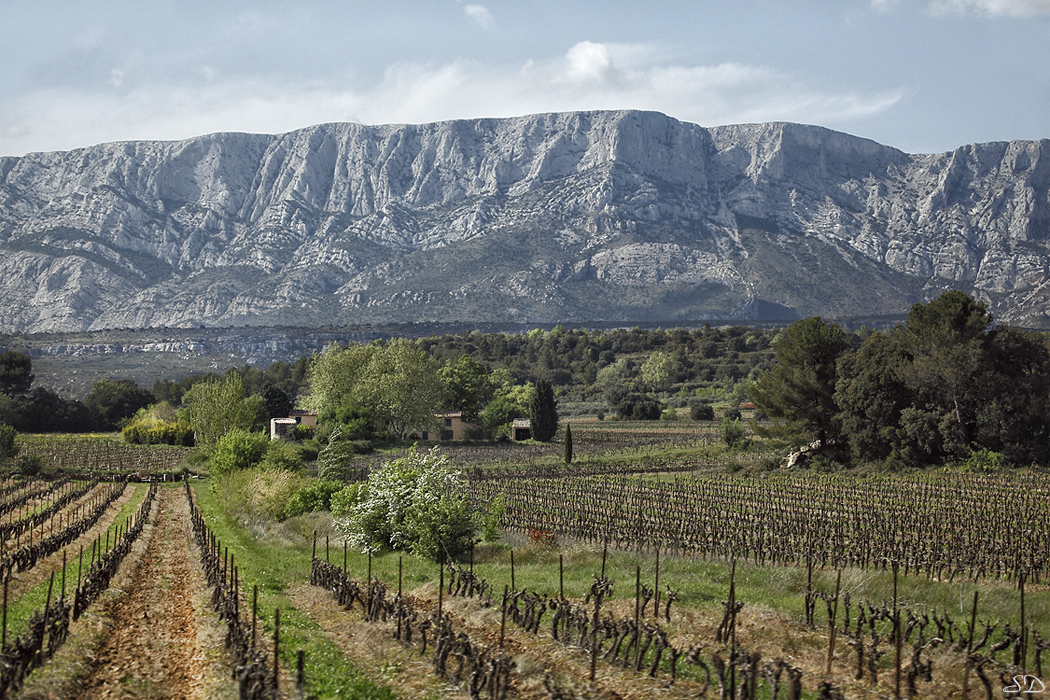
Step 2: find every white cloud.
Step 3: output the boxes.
[463,4,495,29]
[936,0,1050,14]
[109,69,124,88]
[0,41,904,156]
[562,41,619,83]
[873,0,1050,14]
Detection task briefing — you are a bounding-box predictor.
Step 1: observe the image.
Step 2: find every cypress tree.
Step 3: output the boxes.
[564,423,573,463]
[529,378,558,442]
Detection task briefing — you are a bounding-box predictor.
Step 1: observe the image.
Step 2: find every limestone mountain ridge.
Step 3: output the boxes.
[1,109,1048,333]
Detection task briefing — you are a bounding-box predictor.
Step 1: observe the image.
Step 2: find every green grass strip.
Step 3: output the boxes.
[2,482,149,641]
[190,482,395,700]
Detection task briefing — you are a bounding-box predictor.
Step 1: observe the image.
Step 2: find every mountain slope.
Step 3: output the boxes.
[1,110,1047,332]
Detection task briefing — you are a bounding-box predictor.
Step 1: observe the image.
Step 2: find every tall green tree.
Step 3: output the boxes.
[85,378,154,431]
[304,342,377,413]
[184,374,265,450]
[836,291,1050,468]
[356,339,446,439]
[0,351,33,396]
[0,424,17,461]
[749,317,852,447]
[529,378,558,442]
[897,290,992,457]
[262,383,294,421]
[305,340,445,439]
[973,325,1050,464]
[835,330,914,463]
[439,354,498,422]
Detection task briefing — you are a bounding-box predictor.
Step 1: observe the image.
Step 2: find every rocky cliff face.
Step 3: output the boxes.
[1,110,1048,332]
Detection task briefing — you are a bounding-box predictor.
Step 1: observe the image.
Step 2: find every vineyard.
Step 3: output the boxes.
[0,430,1045,700]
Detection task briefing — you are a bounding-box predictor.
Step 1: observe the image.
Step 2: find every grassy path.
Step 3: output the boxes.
[189,482,395,700]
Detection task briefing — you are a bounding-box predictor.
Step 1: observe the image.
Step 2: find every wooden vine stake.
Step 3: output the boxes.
[634,565,642,670]
[893,560,901,700]
[500,585,508,648]
[962,590,978,700]
[2,575,7,652]
[251,584,258,649]
[654,546,660,616]
[826,567,841,675]
[1020,570,1027,669]
[273,608,280,696]
[559,554,564,599]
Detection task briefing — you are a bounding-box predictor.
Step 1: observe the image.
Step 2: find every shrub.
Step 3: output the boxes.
[720,417,747,449]
[961,447,1010,473]
[260,441,303,472]
[16,454,42,477]
[617,394,662,420]
[316,429,373,481]
[210,429,270,475]
[690,402,715,421]
[122,409,194,446]
[284,479,344,518]
[213,467,306,523]
[527,527,558,547]
[0,424,17,460]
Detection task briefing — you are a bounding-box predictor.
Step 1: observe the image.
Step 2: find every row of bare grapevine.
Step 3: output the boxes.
[0,482,155,697]
[0,482,125,579]
[310,556,514,699]
[470,471,1050,582]
[185,481,284,700]
[17,438,187,476]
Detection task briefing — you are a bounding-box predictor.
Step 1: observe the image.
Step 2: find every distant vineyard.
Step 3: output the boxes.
[15,437,189,477]
[470,470,1050,582]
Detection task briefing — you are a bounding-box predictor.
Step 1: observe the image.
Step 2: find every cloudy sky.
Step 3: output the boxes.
[2,0,1048,157]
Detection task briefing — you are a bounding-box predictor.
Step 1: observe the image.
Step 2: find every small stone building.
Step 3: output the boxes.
[270,417,299,441]
[512,418,532,441]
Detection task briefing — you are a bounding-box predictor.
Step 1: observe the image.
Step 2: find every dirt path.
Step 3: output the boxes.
[63,486,226,700]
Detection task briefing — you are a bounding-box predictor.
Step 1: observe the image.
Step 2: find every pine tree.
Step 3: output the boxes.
[529,378,558,442]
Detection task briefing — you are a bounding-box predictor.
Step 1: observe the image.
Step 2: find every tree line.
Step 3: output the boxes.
[750,291,1050,468]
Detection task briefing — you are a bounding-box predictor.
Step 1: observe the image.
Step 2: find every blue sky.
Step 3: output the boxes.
[1,0,1048,157]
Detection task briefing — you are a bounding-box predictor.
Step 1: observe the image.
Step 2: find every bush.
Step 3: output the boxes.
[214,467,307,522]
[331,447,477,561]
[260,441,303,472]
[210,429,270,475]
[660,407,678,421]
[0,424,17,460]
[316,431,373,481]
[122,405,194,446]
[723,407,742,421]
[720,417,747,449]
[617,394,662,420]
[961,447,1010,473]
[16,454,42,477]
[284,479,344,518]
[690,402,715,421]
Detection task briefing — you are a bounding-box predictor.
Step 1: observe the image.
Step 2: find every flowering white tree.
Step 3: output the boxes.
[331,447,477,561]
